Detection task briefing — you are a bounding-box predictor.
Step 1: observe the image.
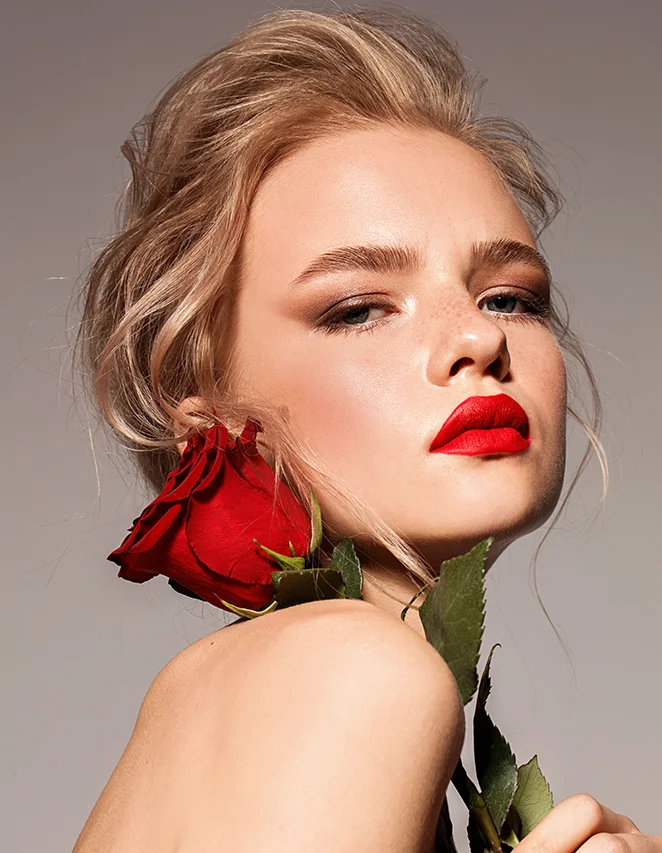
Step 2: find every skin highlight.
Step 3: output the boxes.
[219,122,567,637]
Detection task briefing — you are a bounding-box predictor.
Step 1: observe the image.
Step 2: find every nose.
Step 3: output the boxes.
[427,296,511,385]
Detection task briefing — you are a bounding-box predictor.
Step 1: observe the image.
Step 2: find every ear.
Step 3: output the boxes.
[172,396,208,457]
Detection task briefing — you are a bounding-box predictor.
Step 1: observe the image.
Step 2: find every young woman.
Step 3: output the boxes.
[70,5,657,852]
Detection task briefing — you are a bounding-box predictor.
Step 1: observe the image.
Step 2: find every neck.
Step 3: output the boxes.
[343,534,510,641]
[360,560,429,640]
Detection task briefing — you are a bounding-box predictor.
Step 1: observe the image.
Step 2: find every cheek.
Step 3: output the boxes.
[515,330,566,421]
[240,322,411,474]
[275,344,395,452]
[544,341,567,431]
[530,336,567,470]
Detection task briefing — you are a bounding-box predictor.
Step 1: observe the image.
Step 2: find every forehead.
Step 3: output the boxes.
[241,124,535,290]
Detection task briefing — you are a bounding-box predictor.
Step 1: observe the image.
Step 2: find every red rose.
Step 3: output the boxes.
[107,418,313,614]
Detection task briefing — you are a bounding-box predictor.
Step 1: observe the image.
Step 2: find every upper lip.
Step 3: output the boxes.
[429,393,530,451]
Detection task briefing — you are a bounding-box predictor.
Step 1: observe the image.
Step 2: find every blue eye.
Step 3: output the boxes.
[317,291,550,336]
[479,293,549,320]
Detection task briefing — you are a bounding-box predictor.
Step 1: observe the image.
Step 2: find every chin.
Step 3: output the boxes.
[390,483,562,567]
[428,454,564,540]
[317,458,565,570]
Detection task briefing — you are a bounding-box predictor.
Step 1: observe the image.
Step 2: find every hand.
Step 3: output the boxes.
[516,793,661,853]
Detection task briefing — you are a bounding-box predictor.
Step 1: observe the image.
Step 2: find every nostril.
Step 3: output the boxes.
[449,357,473,376]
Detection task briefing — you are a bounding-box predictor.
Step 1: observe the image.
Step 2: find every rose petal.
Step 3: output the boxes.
[107,418,311,613]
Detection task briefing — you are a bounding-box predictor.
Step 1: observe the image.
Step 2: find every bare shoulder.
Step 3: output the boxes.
[161,596,460,684]
[74,600,465,853]
[150,599,464,849]
[150,597,462,718]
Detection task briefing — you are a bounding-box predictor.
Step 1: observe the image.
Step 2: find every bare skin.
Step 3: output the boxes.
[231,124,567,569]
[73,124,659,850]
[72,599,466,853]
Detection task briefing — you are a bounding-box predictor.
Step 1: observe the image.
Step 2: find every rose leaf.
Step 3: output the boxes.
[500,805,522,849]
[510,755,554,836]
[271,567,345,607]
[418,536,493,706]
[474,643,518,835]
[328,538,363,599]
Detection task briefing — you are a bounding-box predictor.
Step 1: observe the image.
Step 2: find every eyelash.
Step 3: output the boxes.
[317,291,551,336]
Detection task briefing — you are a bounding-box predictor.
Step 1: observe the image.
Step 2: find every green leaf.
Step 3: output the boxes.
[271,567,345,607]
[254,539,306,572]
[452,759,485,810]
[452,760,503,852]
[474,644,518,835]
[510,755,554,836]
[217,597,279,619]
[500,806,522,848]
[309,486,323,553]
[418,537,493,705]
[328,538,363,599]
[288,541,296,557]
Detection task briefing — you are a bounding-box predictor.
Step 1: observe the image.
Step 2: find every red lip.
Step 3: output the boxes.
[429,394,531,456]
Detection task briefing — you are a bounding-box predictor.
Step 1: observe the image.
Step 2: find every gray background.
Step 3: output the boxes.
[2,1,660,850]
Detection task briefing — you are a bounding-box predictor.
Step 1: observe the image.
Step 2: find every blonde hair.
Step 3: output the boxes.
[70,3,607,650]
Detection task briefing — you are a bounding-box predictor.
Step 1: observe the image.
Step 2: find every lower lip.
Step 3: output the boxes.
[430,427,531,456]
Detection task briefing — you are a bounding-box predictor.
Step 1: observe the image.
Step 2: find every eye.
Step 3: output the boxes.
[317,298,393,336]
[316,289,550,337]
[478,290,550,323]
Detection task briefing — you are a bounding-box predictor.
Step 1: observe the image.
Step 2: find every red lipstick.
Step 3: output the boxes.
[429,394,531,456]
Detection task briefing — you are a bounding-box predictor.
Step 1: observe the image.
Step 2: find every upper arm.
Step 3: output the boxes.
[128,599,466,852]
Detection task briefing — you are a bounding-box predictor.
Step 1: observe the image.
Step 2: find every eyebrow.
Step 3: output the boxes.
[288,237,552,290]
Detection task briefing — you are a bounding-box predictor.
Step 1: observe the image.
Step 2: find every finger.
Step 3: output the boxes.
[518,794,640,852]
[578,833,662,853]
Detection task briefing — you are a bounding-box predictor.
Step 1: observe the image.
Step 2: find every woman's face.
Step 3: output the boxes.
[231,124,567,565]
